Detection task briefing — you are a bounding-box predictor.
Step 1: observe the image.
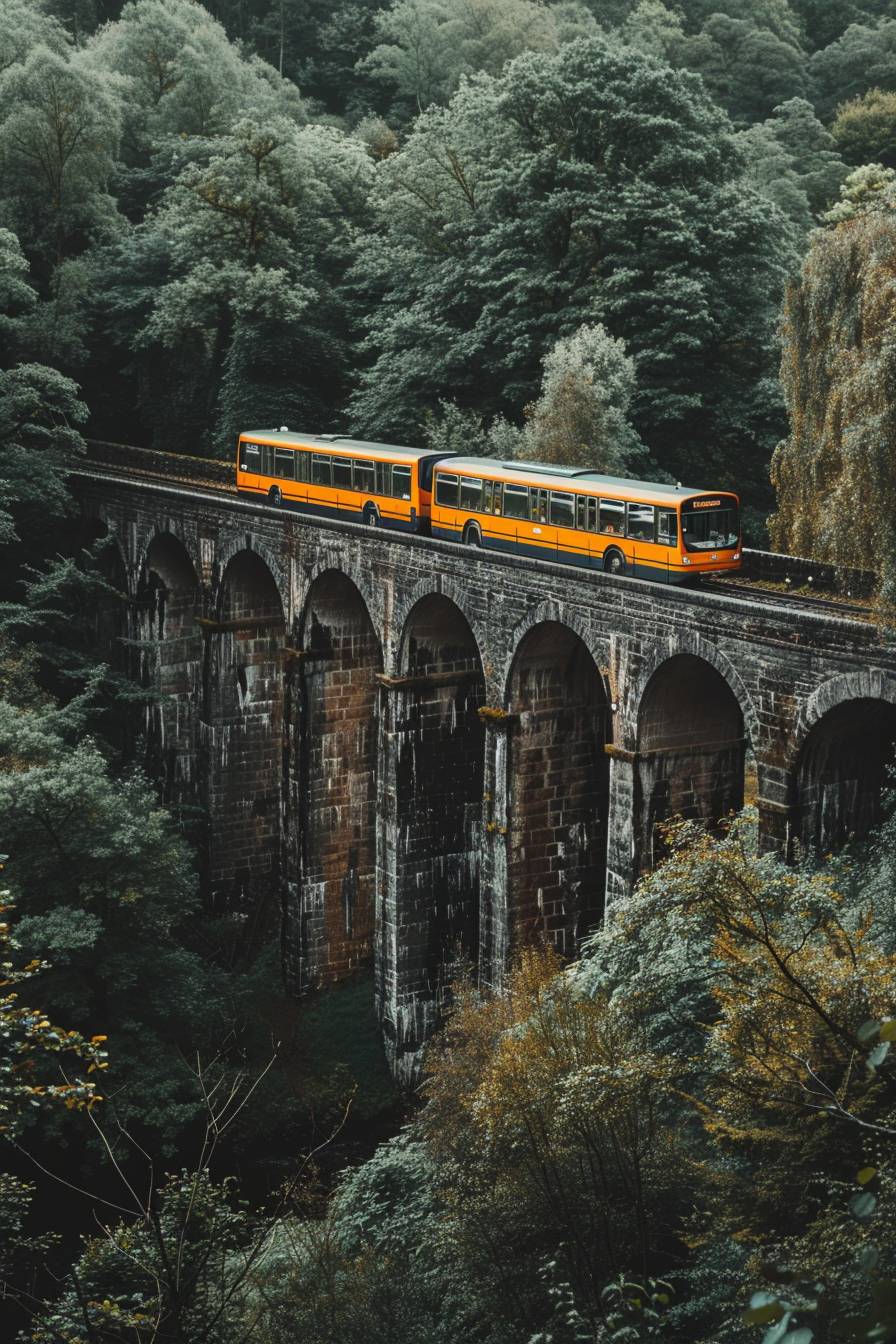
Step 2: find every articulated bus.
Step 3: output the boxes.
[235,430,742,583]
[236,429,449,533]
[430,459,741,583]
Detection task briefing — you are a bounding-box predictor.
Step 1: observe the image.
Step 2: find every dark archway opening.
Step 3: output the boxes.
[635,654,745,873]
[136,534,202,811]
[506,623,609,956]
[794,698,896,855]
[203,550,285,936]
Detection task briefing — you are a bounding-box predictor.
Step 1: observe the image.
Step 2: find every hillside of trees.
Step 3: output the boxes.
[5,0,896,531]
[2,0,896,1339]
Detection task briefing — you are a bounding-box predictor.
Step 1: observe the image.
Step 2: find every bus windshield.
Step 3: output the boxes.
[681,501,739,551]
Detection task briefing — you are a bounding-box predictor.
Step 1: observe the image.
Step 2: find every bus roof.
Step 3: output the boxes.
[443,457,731,504]
[240,430,437,463]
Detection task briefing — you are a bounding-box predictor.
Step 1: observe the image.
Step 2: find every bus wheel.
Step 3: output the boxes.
[604,548,625,575]
[463,522,482,547]
[362,503,379,527]
[267,486,282,507]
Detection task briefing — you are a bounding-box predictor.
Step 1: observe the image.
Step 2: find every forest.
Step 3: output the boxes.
[2,0,896,1340]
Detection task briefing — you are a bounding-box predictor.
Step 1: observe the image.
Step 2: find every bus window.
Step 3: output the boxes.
[627,503,655,542]
[503,484,529,519]
[392,465,412,499]
[312,454,332,486]
[492,482,503,515]
[460,476,484,512]
[587,497,597,533]
[657,509,678,546]
[274,449,295,480]
[576,495,586,530]
[530,488,548,523]
[239,442,260,472]
[296,451,309,482]
[354,459,375,494]
[550,491,575,529]
[436,472,459,507]
[260,444,274,477]
[333,456,352,490]
[599,498,624,534]
[483,480,494,513]
[376,462,391,496]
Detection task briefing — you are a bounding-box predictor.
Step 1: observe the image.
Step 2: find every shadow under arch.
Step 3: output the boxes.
[135,532,203,811]
[385,592,486,1061]
[202,548,286,937]
[634,652,746,874]
[289,569,383,992]
[504,620,610,956]
[790,678,896,856]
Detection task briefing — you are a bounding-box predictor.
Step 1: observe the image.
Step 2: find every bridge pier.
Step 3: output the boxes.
[135,533,203,815]
[201,550,285,941]
[378,596,485,1082]
[286,571,380,992]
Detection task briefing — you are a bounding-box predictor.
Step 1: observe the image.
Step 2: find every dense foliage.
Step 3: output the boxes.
[2,0,893,518]
[771,165,896,599]
[3,0,896,1338]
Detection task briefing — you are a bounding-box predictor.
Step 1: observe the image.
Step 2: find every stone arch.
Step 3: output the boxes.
[287,569,383,992]
[383,593,487,1066]
[296,551,383,641]
[203,548,286,935]
[789,671,896,855]
[215,535,289,618]
[500,600,603,705]
[504,620,610,956]
[623,632,759,755]
[634,652,746,873]
[135,533,203,812]
[390,575,490,683]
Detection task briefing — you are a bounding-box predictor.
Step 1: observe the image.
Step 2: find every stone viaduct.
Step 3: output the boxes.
[75,466,896,1081]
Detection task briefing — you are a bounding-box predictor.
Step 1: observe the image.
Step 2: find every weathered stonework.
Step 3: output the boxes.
[76,469,896,1083]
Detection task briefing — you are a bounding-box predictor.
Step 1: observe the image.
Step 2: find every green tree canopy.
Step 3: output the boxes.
[809,19,896,122]
[833,86,896,166]
[359,0,597,115]
[350,34,794,491]
[0,44,124,271]
[739,97,846,234]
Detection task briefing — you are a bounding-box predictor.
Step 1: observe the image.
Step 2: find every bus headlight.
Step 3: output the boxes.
[733,552,741,560]
[682,556,691,565]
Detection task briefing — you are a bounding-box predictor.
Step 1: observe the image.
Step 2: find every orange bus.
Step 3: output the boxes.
[430,459,742,583]
[236,429,451,533]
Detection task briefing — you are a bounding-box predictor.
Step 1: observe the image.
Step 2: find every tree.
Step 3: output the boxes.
[0,698,233,1148]
[84,0,305,179]
[620,0,685,60]
[137,117,372,451]
[809,19,896,123]
[359,0,596,116]
[770,166,896,600]
[0,44,124,272]
[739,97,847,234]
[350,35,794,492]
[673,13,809,126]
[833,86,896,166]
[0,875,107,1312]
[0,0,70,76]
[519,323,646,472]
